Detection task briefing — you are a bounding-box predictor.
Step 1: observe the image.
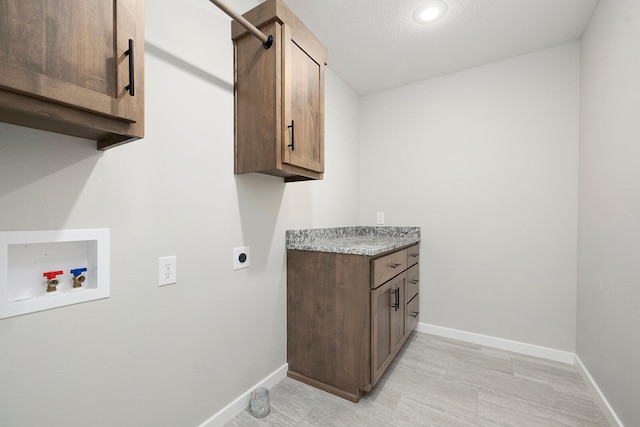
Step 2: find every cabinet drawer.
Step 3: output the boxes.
[407,244,420,267]
[407,294,419,333]
[372,249,406,288]
[406,264,419,302]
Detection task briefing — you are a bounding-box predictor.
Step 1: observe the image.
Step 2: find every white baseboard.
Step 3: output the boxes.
[417,322,575,364]
[574,355,624,427]
[197,363,288,427]
[417,322,624,426]
[198,329,624,427]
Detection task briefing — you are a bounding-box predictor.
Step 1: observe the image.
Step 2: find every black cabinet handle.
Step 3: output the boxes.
[287,120,295,151]
[391,288,400,311]
[125,39,135,96]
[411,253,420,258]
[390,263,402,269]
[410,311,419,318]
[411,279,419,285]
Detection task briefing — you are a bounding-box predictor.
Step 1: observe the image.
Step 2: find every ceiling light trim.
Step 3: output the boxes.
[414,0,449,24]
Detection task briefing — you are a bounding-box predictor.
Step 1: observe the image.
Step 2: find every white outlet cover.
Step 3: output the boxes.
[233,247,250,271]
[158,256,177,286]
[377,212,385,225]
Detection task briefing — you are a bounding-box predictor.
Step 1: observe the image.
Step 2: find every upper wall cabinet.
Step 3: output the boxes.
[232,0,327,182]
[0,0,144,150]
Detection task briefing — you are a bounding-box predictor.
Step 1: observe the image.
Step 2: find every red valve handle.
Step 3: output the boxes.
[43,270,64,280]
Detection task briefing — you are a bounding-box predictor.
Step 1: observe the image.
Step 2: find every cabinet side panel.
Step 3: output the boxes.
[287,250,370,395]
[234,22,279,174]
[334,252,370,391]
[287,250,336,386]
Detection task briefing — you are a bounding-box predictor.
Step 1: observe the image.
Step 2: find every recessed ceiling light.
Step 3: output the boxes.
[414,0,448,23]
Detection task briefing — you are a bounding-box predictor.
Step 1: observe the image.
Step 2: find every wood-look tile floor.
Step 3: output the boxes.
[226,332,610,426]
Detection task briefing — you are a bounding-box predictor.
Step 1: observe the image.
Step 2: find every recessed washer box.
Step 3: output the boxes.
[0,229,109,319]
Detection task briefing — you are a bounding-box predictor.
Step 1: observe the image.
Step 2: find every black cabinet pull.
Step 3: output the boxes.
[390,263,402,269]
[125,39,135,96]
[411,279,419,285]
[287,120,295,150]
[410,311,419,318]
[391,288,400,311]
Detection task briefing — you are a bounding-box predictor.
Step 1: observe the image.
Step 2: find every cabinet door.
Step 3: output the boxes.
[0,0,141,123]
[390,275,406,355]
[371,273,406,385]
[282,24,324,174]
[371,280,392,385]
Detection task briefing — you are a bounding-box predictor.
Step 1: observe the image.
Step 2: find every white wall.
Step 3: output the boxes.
[359,43,580,352]
[578,0,640,425]
[0,0,360,425]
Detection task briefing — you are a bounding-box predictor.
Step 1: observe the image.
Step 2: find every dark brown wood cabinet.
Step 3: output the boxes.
[0,0,144,149]
[232,0,326,182]
[287,243,420,402]
[371,272,406,385]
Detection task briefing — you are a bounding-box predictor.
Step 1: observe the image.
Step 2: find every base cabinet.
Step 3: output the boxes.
[287,243,419,402]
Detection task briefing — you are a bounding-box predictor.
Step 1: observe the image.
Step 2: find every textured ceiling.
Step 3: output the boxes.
[279,0,600,95]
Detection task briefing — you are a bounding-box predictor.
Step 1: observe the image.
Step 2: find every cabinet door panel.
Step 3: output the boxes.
[283,25,323,173]
[371,273,406,385]
[371,280,392,385]
[390,275,406,354]
[0,0,139,122]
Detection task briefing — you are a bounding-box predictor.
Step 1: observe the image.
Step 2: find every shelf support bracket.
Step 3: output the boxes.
[209,0,273,49]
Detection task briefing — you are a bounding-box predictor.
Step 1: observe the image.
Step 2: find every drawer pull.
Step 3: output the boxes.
[411,279,419,285]
[390,263,402,269]
[411,253,420,258]
[410,311,419,318]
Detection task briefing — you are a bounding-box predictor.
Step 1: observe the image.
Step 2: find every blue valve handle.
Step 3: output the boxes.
[70,268,88,277]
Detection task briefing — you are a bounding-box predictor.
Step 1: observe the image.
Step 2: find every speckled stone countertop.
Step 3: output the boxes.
[286,226,420,256]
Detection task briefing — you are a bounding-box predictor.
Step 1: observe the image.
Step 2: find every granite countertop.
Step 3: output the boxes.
[286,226,420,256]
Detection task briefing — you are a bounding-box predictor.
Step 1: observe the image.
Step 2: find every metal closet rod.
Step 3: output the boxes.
[209,0,274,48]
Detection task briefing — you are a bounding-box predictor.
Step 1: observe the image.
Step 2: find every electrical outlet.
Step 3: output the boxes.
[376,212,385,225]
[158,256,177,286]
[233,247,250,270]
